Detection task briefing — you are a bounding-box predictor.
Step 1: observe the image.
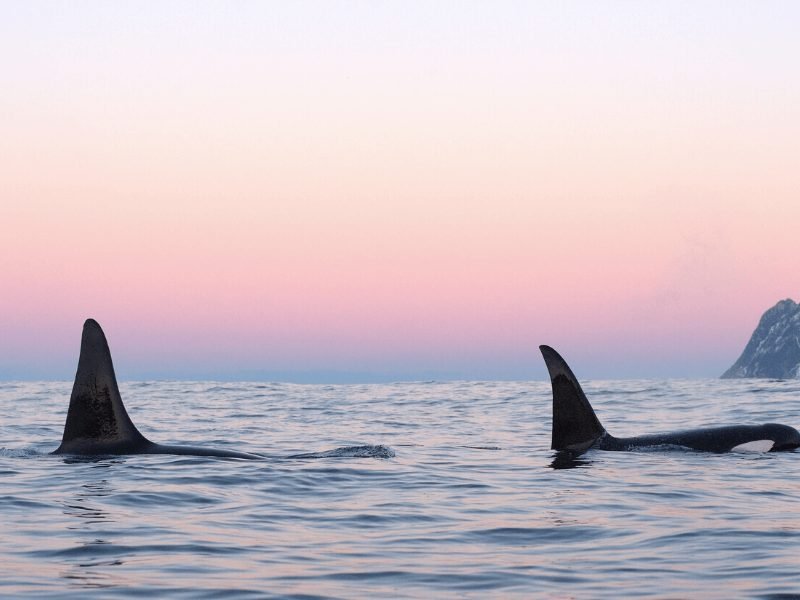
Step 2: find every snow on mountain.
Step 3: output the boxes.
[721,298,800,379]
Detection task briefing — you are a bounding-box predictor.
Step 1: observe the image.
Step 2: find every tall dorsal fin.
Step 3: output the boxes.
[54,319,150,454]
[539,345,606,452]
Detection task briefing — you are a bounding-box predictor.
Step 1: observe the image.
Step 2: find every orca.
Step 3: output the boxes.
[540,345,800,454]
[52,319,262,459]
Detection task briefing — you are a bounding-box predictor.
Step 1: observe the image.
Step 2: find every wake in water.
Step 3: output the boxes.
[0,448,41,459]
[287,444,396,459]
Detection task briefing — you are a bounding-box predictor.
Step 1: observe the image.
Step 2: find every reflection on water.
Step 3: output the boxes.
[63,481,114,526]
[59,549,123,590]
[548,450,594,470]
[59,465,124,590]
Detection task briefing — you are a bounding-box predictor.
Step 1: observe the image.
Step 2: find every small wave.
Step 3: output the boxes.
[593,387,661,396]
[287,444,395,459]
[468,525,615,544]
[203,385,251,393]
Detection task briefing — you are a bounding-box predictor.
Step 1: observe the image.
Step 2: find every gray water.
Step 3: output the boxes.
[1,379,799,599]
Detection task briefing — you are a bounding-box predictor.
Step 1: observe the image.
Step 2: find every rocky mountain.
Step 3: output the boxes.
[721,298,800,379]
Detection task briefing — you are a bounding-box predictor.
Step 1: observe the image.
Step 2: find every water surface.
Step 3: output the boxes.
[1,379,799,598]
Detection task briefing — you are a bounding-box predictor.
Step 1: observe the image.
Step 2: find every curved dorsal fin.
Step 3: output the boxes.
[539,345,606,452]
[54,319,150,454]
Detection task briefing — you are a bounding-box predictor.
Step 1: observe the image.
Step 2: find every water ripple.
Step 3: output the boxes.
[1,379,799,598]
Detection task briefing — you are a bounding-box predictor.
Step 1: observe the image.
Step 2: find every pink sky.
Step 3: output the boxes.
[1,3,798,380]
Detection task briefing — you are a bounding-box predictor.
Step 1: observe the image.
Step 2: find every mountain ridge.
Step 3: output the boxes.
[721,298,800,379]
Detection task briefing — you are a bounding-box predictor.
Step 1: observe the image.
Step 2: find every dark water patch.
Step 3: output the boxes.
[592,387,663,396]
[466,525,620,545]
[143,473,265,487]
[444,481,492,490]
[377,420,420,429]
[549,451,595,469]
[649,528,800,544]
[458,445,501,450]
[333,512,443,528]
[0,588,307,600]
[0,495,52,509]
[30,542,243,560]
[110,491,220,507]
[202,385,251,394]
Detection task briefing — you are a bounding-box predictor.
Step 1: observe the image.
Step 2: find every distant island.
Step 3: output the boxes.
[721,298,800,379]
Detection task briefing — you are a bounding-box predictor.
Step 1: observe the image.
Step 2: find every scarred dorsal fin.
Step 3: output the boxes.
[54,319,150,454]
[539,345,606,452]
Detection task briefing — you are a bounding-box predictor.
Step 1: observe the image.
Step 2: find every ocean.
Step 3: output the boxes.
[1,378,799,599]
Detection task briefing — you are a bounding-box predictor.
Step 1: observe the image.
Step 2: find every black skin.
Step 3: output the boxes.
[595,423,800,453]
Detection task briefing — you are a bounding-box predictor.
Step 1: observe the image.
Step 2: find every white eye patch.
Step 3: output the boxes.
[731,440,774,453]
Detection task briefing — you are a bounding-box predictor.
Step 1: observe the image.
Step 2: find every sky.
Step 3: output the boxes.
[1,2,798,381]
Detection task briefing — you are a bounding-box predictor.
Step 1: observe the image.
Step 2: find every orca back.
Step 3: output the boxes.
[611,423,800,453]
